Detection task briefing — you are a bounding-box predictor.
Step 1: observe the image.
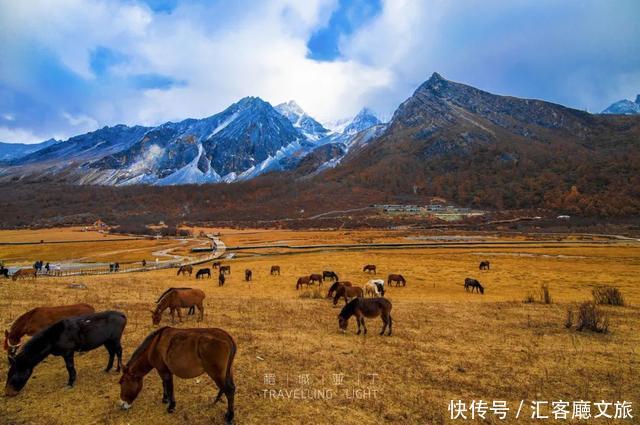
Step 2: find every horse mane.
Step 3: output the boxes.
[339,297,360,319]
[127,327,167,368]
[16,320,65,367]
[156,287,191,303]
[328,282,340,293]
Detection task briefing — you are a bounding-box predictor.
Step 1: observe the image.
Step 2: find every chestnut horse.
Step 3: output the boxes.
[387,274,406,287]
[327,281,352,298]
[332,283,363,306]
[296,276,311,290]
[220,265,231,275]
[177,265,193,276]
[309,274,323,285]
[363,264,376,274]
[119,326,236,424]
[152,288,205,325]
[5,311,127,395]
[338,297,392,336]
[4,303,95,358]
[270,265,280,275]
[212,261,221,269]
[11,269,36,281]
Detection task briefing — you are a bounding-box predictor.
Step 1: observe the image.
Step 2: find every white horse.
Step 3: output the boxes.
[365,279,385,297]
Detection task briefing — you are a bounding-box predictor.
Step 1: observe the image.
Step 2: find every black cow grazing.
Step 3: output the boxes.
[464,278,484,294]
[195,268,211,279]
[245,269,252,281]
[479,261,490,270]
[218,272,226,287]
[322,271,339,282]
[4,311,127,396]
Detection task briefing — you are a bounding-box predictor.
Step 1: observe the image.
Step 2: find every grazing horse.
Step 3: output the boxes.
[387,274,406,287]
[195,268,211,279]
[11,269,36,281]
[365,279,385,297]
[270,265,280,275]
[152,288,205,325]
[119,327,236,424]
[479,261,490,270]
[219,272,226,287]
[333,283,363,306]
[464,278,484,294]
[363,265,376,274]
[322,271,339,282]
[177,265,193,276]
[4,303,95,359]
[309,274,323,285]
[220,265,231,275]
[327,281,352,298]
[296,276,311,290]
[338,298,392,336]
[212,261,221,269]
[4,311,126,395]
[245,269,252,281]
[0,265,9,279]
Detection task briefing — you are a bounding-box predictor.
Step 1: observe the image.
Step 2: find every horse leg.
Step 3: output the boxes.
[361,318,367,335]
[161,372,176,413]
[63,353,77,388]
[104,340,116,372]
[115,340,123,371]
[380,315,388,336]
[356,317,362,335]
[197,302,204,322]
[169,307,176,323]
[387,314,393,336]
[204,364,235,424]
[176,307,183,323]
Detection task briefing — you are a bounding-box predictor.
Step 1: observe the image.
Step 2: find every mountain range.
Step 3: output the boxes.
[1,73,639,224]
[0,98,382,185]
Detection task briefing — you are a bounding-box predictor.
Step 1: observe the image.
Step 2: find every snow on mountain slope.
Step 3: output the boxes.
[275,100,329,141]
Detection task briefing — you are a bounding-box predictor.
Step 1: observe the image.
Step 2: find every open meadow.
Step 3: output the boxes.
[1,229,639,424]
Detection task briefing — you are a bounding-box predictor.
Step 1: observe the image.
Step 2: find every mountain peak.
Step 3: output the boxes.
[276,100,305,115]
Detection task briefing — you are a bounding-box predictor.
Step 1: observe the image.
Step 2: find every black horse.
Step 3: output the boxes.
[195,268,211,279]
[479,261,490,270]
[464,278,485,294]
[0,265,9,279]
[322,271,339,282]
[218,272,226,287]
[5,311,127,396]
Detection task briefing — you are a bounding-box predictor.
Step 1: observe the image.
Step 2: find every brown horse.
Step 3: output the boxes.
[176,265,193,276]
[327,281,352,298]
[332,283,363,306]
[338,297,392,336]
[296,276,311,290]
[11,269,36,281]
[119,326,236,424]
[479,261,490,270]
[220,265,231,275]
[245,269,252,281]
[4,303,95,358]
[363,265,376,274]
[322,271,339,282]
[212,261,221,269]
[387,274,406,287]
[464,278,484,294]
[152,288,205,325]
[270,265,280,275]
[309,274,323,285]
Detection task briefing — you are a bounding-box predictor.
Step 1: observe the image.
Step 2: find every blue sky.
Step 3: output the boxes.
[0,0,639,143]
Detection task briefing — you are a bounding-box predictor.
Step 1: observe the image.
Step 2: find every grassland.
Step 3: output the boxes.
[0,229,639,424]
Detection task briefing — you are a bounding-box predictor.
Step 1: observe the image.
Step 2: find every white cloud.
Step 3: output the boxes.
[0,126,45,144]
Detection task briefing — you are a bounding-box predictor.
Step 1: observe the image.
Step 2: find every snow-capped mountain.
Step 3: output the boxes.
[275,100,329,141]
[86,97,305,185]
[0,97,386,185]
[602,95,640,115]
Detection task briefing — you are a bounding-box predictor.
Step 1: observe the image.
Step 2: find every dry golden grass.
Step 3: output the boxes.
[1,231,639,424]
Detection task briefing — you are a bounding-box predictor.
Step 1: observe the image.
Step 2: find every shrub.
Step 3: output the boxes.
[592,286,624,306]
[576,302,609,333]
[298,288,323,299]
[539,284,552,304]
